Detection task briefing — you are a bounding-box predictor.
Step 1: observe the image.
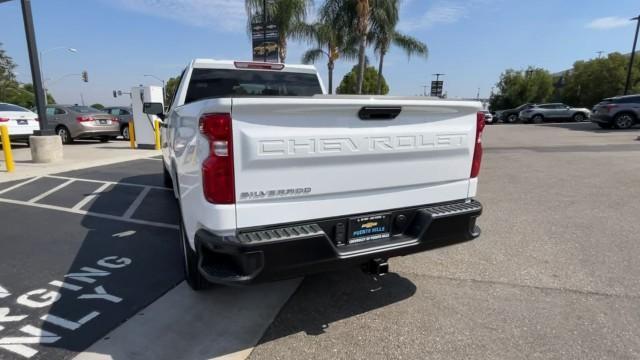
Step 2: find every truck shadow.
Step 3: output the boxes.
[259,270,416,340]
[39,171,183,357]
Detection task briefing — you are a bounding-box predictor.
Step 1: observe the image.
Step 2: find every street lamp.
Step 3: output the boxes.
[40,47,78,105]
[144,74,166,102]
[624,15,640,95]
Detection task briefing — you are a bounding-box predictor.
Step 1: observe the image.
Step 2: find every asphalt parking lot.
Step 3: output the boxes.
[1,122,640,359]
[0,157,183,360]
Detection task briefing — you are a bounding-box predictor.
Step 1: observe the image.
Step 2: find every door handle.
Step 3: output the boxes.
[358,107,402,120]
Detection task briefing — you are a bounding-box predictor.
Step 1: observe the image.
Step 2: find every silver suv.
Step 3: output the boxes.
[591,95,640,129]
[519,103,591,123]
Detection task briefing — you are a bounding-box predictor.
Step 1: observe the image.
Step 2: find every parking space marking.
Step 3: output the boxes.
[0,197,178,230]
[140,157,163,161]
[0,177,42,195]
[45,175,171,191]
[28,179,75,203]
[71,183,112,211]
[122,187,151,219]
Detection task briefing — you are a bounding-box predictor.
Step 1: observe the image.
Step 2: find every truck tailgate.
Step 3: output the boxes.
[231,97,481,229]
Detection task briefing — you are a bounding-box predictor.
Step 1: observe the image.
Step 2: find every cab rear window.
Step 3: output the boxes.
[185,69,322,105]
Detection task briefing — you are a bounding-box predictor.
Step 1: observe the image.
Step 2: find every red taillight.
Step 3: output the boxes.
[199,113,235,204]
[471,111,485,178]
[112,117,119,123]
[0,118,9,122]
[76,116,95,122]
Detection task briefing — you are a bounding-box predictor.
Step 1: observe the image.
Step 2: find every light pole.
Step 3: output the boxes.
[624,15,640,95]
[40,47,77,105]
[144,74,166,102]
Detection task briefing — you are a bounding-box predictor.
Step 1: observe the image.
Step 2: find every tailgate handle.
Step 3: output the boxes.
[358,107,402,120]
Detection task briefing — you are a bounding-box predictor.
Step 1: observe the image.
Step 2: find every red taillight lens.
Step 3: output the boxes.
[470,111,485,178]
[199,113,235,204]
[112,117,119,123]
[76,116,95,122]
[0,118,9,122]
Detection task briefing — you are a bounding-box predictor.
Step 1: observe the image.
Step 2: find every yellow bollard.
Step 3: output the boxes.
[0,125,15,172]
[154,120,161,150]
[128,121,136,149]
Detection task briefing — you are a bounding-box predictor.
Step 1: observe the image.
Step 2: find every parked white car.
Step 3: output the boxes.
[0,103,40,142]
[144,59,485,289]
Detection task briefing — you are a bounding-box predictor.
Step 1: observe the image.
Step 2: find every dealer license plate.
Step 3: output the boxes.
[348,213,391,244]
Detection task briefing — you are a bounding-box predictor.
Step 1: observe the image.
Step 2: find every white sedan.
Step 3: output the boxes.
[0,103,40,142]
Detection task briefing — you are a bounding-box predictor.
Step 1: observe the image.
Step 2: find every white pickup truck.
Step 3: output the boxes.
[143,59,484,289]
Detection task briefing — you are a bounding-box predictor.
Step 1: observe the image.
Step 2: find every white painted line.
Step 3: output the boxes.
[122,187,151,219]
[71,183,112,211]
[28,179,75,203]
[45,175,171,191]
[0,177,42,195]
[112,230,136,238]
[0,197,178,230]
[140,157,163,161]
[0,285,9,299]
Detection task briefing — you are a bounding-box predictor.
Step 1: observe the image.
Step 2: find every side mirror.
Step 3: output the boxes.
[143,102,165,120]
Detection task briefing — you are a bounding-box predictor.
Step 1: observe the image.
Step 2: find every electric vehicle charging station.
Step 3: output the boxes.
[131,85,164,149]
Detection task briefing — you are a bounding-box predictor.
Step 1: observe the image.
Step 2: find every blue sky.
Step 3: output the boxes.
[0,0,639,106]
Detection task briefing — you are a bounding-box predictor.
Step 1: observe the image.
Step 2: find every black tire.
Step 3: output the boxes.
[163,162,173,188]
[56,126,73,144]
[613,113,635,129]
[180,216,207,291]
[505,114,519,124]
[597,123,613,129]
[572,113,586,122]
[121,125,130,141]
[532,114,544,124]
[99,136,110,143]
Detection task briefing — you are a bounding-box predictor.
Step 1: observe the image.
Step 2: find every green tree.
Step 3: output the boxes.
[4,84,55,108]
[91,103,105,110]
[337,63,388,95]
[245,0,313,63]
[561,52,640,108]
[0,42,19,102]
[164,75,181,105]
[489,67,554,111]
[369,0,427,94]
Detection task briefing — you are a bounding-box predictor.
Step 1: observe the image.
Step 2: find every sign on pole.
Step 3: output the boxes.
[251,0,279,63]
[430,81,444,97]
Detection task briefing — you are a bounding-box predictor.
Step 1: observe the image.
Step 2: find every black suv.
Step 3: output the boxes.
[591,95,640,129]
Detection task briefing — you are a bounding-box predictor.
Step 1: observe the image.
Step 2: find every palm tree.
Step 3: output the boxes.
[298,3,358,94]
[355,0,370,94]
[370,0,428,94]
[245,0,313,63]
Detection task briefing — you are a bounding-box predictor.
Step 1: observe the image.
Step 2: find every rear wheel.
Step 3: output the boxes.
[122,125,130,141]
[180,216,207,291]
[505,114,518,124]
[532,114,544,124]
[56,126,73,144]
[572,113,586,122]
[614,113,635,129]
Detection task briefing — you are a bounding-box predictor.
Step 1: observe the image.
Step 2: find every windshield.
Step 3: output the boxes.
[0,103,30,112]
[69,106,104,113]
[185,68,323,105]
